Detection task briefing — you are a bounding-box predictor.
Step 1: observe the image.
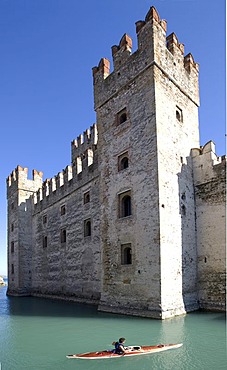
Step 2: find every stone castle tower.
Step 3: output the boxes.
[7,7,226,319]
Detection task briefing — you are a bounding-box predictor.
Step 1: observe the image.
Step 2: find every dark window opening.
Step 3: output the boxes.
[61,229,66,243]
[43,215,47,224]
[176,111,181,120]
[176,106,183,122]
[11,264,14,274]
[11,223,14,232]
[84,191,90,204]
[117,108,127,125]
[122,195,131,217]
[61,205,66,216]
[120,157,129,170]
[119,112,127,124]
[11,241,14,253]
[84,219,91,237]
[118,152,129,172]
[43,236,47,248]
[181,204,186,216]
[119,191,132,218]
[121,244,132,265]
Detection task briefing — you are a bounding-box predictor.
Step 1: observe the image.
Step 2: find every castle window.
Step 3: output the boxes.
[11,202,14,210]
[118,152,129,171]
[11,264,14,274]
[117,108,127,125]
[43,215,47,224]
[61,205,66,216]
[84,191,90,204]
[119,191,132,218]
[43,236,47,248]
[60,228,67,243]
[176,106,183,122]
[121,243,132,265]
[84,219,91,237]
[11,223,14,232]
[11,241,14,253]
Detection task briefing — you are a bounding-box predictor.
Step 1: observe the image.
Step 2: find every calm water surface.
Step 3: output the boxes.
[0,285,226,370]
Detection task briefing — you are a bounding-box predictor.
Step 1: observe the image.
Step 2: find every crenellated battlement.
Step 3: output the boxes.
[71,123,98,167]
[192,141,226,185]
[92,6,199,110]
[7,124,99,208]
[6,5,225,317]
[33,150,98,207]
[7,166,43,187]
[7,165,43,199]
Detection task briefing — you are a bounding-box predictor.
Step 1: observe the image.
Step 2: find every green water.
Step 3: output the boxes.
[0,286,226,370]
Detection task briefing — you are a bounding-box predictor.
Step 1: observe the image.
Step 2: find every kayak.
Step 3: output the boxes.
[66,343,183,359]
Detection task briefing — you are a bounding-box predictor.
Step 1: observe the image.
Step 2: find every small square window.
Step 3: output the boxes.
[84,191,90,204]
[117,108,127,126]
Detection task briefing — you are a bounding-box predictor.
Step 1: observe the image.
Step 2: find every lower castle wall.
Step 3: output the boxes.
[195,161,226,311]
[30,171,101,304]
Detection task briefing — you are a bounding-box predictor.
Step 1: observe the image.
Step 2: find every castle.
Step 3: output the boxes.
[6,7,226,319]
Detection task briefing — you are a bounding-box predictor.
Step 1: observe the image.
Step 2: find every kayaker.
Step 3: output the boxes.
[112,337,127,355]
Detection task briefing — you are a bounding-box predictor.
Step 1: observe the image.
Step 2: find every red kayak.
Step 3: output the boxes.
[66,343,183,359]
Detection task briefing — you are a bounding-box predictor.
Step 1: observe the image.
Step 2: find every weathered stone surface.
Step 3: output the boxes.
[6,7,226,318]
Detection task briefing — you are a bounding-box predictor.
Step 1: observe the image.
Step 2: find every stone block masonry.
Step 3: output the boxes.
[6,7,226,318]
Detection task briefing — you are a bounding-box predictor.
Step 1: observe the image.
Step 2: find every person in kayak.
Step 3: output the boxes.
[112,338,127,355]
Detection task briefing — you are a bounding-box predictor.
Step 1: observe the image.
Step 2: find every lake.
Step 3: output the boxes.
[0,284,226,370]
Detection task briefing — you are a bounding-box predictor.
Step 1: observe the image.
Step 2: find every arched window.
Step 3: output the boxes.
[119,191,132,218]
[84,219,91,237]
[121,244,132,265]
[118,151,129,171]
[60,229,66,243]
[120,157,129,170]
[61,205,66,216]
[121,195,131,217]
[123,195,131,217]
[84,191,90,204]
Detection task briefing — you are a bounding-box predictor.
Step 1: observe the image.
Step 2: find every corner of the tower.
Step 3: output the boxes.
[7,165,43,296]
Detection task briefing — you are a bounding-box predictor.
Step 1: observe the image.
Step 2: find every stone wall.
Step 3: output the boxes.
[93,6,201,319]
[192,141,226,310]
[6,6,226,318]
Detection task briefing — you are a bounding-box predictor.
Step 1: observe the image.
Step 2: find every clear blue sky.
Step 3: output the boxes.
[0,0,225,275]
